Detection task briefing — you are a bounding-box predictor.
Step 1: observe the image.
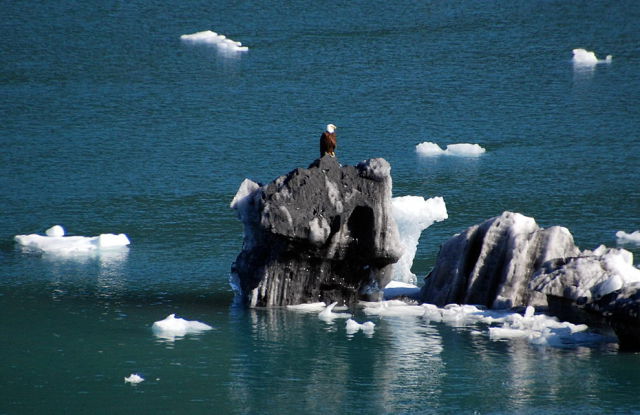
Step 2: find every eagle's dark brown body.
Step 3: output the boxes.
[320,131,336,157]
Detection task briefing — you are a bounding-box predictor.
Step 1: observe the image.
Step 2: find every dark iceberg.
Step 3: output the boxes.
[530,245,640,350]
[230,156,403,307]
[419,211,580,308]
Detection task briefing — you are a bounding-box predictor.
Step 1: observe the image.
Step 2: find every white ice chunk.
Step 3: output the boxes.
[124,374,144,384]
[572,48,612,66]
[391,195,448,284]
[345,319,375,336]
[384,280,421,299]
[151,314,212,341]
[287,302,327,312]
[180,30,249,53]
[362,298,612,349]
[318,302,352,321]
[14,226,130,254]
[616,230,640,245]
[416,142,486,157]
[45,225,64,237]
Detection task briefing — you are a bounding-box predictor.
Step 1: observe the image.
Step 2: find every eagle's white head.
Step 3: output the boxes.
[326,124,337,133]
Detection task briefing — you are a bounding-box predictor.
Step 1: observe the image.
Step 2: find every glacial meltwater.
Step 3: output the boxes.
[2,0,640,413]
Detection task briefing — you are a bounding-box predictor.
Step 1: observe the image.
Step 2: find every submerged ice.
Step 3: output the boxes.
[14,225,130,254]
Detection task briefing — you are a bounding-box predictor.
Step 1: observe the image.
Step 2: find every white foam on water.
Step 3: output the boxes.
[124,374,144,384]
[391,196,448,284]
[616,230,640,245]
[360,300,612,349]
[180,30,249,53]
[151,314,213,342]
[572,48,612,66]
[416,142,486,157]
[345,319,375,336]
[318,302,352,321]
[14,225,130,255]
[287,302,327,312]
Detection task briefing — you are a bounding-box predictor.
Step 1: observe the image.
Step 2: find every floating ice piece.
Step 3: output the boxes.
[616,230,640,245]
[361,299,612,348]
[151,314,213,341]
[345,319,375,335]
[572,48,612,66]
[487,305,607,347]
[362,299,428,317]
[287,302,327,312]
[391,196,448,284]
[124,374,144,384]
[180,30,249,52]
[14,225,130,254]
[318,302,352,321]
[416,142,486,157]
[384,281,421,299]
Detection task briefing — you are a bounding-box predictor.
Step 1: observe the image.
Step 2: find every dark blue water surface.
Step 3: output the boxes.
[2,0,640,413]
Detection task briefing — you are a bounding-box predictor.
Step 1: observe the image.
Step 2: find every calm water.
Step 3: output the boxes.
[2,0,640,413]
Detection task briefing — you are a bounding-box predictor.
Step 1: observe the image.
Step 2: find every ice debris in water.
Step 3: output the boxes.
[124,374,144,384]
[360,301,612,349]
[345,319,375,336]
[416,142,486,157]
[391,196,448,284]
[318,302,352,321]
[151,314,213,341]
[287,302,327,312]
[180,30,249,52]
[14,225,130,254]
[616,230,640,245]
[572,48,612,66]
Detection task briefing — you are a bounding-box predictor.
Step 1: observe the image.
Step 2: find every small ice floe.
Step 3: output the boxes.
[416,142,486,157]
[572,48,612,66]
[180,30,249,52]
[488,306,610,348]
[286,302,327,312]
[318,302,352,322]
[151,314,212,342]
[616,230,640,246]
[360,300,612,349]
[14,225,130,255]
[124,373,144,384]
[362,300,431,318]
[345,319,375,336]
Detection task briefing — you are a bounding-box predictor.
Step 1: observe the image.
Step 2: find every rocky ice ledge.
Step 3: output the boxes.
[230,155,447,307]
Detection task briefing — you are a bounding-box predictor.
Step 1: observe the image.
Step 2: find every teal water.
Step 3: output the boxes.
[2,0,640,413]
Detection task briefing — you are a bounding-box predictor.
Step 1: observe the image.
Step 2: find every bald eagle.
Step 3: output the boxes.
[320,124,337,157]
